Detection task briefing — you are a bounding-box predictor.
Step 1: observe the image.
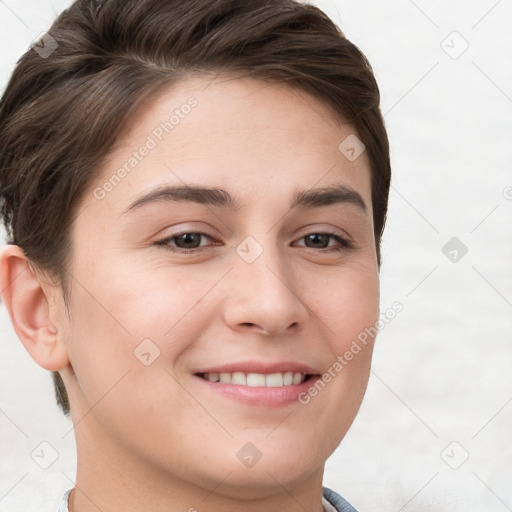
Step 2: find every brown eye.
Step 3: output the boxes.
[297,233,350,250]
[172,233,205,249]
[156,232,216,251]
[303,233,331,249]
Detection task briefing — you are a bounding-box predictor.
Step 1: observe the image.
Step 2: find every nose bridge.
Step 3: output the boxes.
[224,234,306,335]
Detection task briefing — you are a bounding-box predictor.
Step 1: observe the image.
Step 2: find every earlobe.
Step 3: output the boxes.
[0,244,69,371]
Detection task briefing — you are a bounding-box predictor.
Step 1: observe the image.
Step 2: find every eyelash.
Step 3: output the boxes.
[155,231,353,253]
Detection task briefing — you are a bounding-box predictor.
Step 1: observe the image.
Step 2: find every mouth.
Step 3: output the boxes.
[192,363,322,407]
[193,360,321,410]
[196,371,313,387]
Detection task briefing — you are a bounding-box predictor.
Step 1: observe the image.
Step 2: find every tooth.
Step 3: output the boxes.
[231,372,247,385]
[204,371,308,387]
[247,373,266,387]
[283,372,293,385]
[266,373,284,387]
[219,372,231,383]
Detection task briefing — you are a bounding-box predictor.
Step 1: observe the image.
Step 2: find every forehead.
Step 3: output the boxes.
[85,75,372,215]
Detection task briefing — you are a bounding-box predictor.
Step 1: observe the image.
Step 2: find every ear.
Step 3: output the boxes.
[0,244,69,371]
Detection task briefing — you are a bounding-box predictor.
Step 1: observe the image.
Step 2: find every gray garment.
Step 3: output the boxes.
[323,486,359,512]
[57,488,72,512]
[58,486,358,512]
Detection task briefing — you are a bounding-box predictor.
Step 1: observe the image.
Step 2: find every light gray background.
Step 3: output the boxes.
[1,1,511,510]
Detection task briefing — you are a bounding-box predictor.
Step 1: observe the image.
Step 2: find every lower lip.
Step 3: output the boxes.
[194,375,321,407]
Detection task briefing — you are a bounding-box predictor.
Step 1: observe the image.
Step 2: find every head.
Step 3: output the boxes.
[0,0,390,500]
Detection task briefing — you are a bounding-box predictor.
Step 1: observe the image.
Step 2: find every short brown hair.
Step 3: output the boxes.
[0,0,390,416]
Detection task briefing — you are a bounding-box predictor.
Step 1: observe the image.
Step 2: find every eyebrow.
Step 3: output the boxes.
[123,184,367,215]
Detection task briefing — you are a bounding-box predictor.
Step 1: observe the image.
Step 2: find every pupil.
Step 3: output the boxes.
[306,234,328,248]
[176,233,201,248]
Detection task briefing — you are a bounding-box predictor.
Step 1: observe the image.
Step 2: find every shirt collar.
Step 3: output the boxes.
[58,488,72,512]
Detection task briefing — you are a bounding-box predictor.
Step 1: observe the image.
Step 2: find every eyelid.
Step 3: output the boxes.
[152,222,219,242]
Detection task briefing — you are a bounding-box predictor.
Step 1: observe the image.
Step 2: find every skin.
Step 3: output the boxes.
[0,75,380,512]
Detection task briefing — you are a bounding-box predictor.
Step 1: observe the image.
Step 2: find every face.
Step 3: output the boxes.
[59,75,380,498]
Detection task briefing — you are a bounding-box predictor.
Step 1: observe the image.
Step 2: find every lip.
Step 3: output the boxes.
[193,361,320,375]
[192,360,321,407]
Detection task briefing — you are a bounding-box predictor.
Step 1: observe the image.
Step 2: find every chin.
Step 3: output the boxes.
[207,466,318,501]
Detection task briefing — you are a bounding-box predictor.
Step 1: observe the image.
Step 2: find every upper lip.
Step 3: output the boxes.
[193,361,320,375]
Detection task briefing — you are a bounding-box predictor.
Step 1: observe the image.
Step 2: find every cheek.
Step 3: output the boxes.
[64,260,215,401]
[298,264,379,412]
[63,271,218,472]
[305,264,380,350]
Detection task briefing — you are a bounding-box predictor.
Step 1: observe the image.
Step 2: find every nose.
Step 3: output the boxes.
[222,243,308,337]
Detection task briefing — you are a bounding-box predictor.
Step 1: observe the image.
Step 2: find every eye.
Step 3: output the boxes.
[156,232,217,251]
[295,232,352,251]
[155,231,351,253]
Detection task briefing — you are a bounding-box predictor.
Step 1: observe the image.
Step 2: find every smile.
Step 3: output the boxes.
[197,371,308,387]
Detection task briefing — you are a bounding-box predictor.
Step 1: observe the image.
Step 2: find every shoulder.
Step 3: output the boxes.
[322,486,359,512]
